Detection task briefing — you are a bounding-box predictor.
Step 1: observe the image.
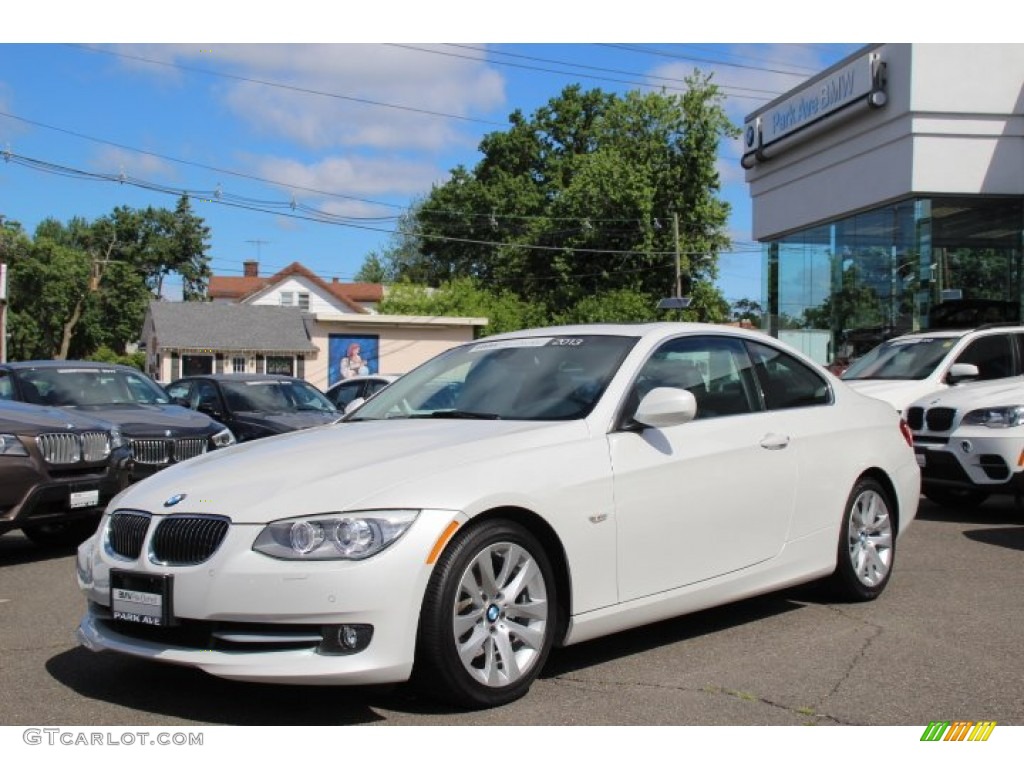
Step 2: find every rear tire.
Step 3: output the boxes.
[828,478,895,601]
[415,520,556,709]
[923,486,988,509]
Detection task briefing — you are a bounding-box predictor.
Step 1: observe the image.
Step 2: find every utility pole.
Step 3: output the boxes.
[657,212,691,311]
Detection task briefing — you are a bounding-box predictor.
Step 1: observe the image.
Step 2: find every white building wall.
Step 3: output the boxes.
[746,44,1024,241]
[247,276,358,314]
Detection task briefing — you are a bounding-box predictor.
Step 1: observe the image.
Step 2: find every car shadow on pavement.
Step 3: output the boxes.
[542,591,808,680]
[915,501,1023,526]
[963,526,1024,552]
[45,593,816,722]
[0,533,80,567]
[45,647,409,725]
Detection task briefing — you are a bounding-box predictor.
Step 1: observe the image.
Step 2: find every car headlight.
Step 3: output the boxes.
[961,406,1024,428]
[253,510,419,560]
[210,427,236,449]
[109,427,124,450]
[0,434,29,456]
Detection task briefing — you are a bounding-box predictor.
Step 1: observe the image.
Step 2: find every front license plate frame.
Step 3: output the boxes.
[70,488,100,509]
[110,570,174,627]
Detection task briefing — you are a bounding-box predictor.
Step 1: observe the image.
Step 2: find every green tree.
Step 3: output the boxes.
[379,278,545,337]
[730,298,764,327]
[3,199,212,361]
[363,77,736,323]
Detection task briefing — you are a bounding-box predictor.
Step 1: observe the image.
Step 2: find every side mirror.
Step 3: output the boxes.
[633,388,698,429]
[173,397,191,409]
[344,397,366,415]
[947,363,980,384]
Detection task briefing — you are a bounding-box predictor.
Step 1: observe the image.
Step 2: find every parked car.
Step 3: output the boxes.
[325,374,400,413]
[76,323,919,708]
[906,376,1024,508]
[841,325,1024,412]
[166,374,340,442]
[1,400,131,546]
[0,361,236,480]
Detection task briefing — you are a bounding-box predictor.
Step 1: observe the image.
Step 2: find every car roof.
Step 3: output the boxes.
[481,321,769,342]
[171,373,304,383]
[1,359,141,372]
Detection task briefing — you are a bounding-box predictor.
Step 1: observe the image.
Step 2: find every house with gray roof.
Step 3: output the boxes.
[142,302,318,381]
[142,298,487,389]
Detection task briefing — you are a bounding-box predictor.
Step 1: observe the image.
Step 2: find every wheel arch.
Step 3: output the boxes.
[857,467,901,534]
[443,506,573,647]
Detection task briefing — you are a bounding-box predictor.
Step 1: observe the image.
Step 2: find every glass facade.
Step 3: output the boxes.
[764,196,1024,365]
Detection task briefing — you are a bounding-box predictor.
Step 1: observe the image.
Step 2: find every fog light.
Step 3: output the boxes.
[318,623,373,655]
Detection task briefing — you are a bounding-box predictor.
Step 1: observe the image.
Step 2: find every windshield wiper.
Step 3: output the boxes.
[421,410,501,420]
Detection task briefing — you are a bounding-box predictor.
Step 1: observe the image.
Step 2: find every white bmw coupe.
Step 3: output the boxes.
[77,323,920,708]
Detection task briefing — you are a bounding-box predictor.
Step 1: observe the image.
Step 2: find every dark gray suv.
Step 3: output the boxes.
[0,361,236,481]
[1,400,131,546]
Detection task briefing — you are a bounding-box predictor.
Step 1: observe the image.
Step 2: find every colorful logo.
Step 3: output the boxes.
[920,721,996,742]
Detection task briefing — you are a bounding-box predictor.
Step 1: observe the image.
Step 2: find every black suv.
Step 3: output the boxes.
[1,400,131,546]
[166,373,339,442]
[0,361,236,481]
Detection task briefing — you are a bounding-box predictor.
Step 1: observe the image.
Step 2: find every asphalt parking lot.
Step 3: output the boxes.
[1,496,1021,727]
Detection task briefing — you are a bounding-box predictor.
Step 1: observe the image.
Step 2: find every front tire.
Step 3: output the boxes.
[828,478,895,601]
[415,520,556,709]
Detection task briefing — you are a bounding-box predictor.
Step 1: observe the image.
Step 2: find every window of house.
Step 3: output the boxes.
[265,356,294,376]
[280,292,310,310]
[232,357,247,373]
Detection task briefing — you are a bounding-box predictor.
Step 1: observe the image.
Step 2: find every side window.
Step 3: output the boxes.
[632,336,758,420]
[954,334,1013,380]
[165,382,192,402]
[747,342,832,410]
[194,381,222,412]
[329,381,360,408]
[0,373,11,400]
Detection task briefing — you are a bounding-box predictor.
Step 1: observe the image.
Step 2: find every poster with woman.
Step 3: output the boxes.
[328,334,380,387]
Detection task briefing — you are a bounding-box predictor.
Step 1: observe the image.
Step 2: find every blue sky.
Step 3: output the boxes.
[0,5,968,306]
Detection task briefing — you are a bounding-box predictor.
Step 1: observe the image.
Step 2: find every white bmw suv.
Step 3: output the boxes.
[907,377,1024,508]
[842,325,1024,413]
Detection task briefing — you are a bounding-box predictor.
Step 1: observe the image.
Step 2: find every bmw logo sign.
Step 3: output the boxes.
[164,493,188,507]
[745,125,756,148]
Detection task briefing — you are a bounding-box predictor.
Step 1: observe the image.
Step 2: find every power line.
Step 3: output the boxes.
[4,149,741,259]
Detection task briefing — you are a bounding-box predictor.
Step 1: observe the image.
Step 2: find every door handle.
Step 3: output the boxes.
[760,433,790,450]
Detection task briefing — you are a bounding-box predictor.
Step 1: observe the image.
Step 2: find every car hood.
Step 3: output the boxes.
[843,379,945,412]
[65,404,220,436]
[232,411,340,434]
[0,401,116,434]
[109,418,588,523]
[907,377,1024,411]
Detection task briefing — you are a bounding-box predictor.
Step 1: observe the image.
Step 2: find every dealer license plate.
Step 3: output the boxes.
[70,489,100,509]
[110,571,173,627]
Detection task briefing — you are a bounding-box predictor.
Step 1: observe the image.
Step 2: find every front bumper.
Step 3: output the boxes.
[76,508,463,685]
[914,428,1024,494]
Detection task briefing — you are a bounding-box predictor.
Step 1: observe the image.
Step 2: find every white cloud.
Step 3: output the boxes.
[89,145,178,180]
[115,43,506,152]
[251,153,445,199]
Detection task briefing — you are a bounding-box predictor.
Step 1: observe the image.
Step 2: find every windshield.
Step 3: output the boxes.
[221,380,337,414]
[841,335,962,381]
[349,334,638,421]
[15,368,171,406]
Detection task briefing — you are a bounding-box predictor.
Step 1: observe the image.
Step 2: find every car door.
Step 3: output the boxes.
[608,335,799,602]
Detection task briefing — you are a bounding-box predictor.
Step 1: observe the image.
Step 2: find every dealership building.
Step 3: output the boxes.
[742,43,1024,363]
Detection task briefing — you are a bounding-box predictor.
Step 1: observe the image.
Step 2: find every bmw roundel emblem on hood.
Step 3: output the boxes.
[164,493,187,508]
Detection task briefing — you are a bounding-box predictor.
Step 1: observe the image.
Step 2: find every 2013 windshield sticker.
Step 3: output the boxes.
[470,338,553,353]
